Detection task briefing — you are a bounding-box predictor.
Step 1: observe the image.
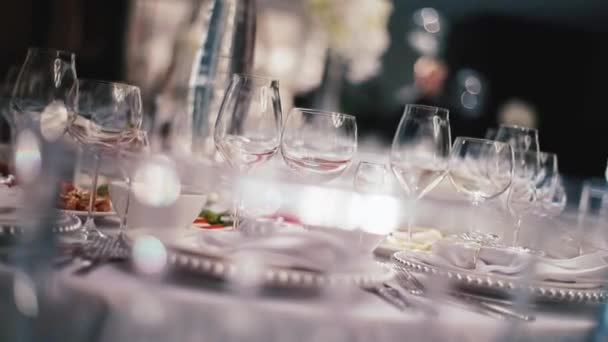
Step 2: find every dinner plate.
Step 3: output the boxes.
[61,209,117,218]
[393,250,608,304]
[0,211,82,236]
[124,228,394,289]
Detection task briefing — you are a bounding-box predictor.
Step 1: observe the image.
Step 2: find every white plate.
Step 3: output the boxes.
[124,228,394,289]
[393,250,608,304]
[61,209,117,218]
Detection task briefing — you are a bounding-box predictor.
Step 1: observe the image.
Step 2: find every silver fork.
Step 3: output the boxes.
[394,266,535,322]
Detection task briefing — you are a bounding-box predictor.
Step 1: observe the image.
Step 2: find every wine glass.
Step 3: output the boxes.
[214,74,282,226]
[281,108,357,183]
[68,79,142,236]
[449,137,513,233]
[534,152,563,217]
[506,150,540,246]
[390,104,451,240]
[540,178,567,218]
[494,124,540,246]
[116,130,150,234]
[353,161,387,193]
[11,48,78,141]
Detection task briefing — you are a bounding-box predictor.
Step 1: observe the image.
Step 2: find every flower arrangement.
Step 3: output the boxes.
[307,0,393,83]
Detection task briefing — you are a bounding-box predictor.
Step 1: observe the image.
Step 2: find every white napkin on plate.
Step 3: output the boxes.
[407,237,608,283]
[193,227,368,273]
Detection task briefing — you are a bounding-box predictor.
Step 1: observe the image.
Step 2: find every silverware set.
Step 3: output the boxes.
[388,265,535,322]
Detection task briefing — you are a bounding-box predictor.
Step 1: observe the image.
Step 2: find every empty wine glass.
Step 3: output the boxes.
[540,178,567,218]
[214,74,282,226]
[116,130,150,234]
[68,79,142,236]
[506,150,540,246]
[11,48,78,141]
[281,108,357,183]
[353,161,387,193]
[449,137,513,233]
[494,125,540,155]
[390,104,451,240]
[494,124,540,246]
[534,152,564,217]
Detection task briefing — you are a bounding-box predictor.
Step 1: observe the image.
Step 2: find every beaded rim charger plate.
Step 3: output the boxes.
[124,228,394,289]
[0,211,82,236]
[393,250,608,304]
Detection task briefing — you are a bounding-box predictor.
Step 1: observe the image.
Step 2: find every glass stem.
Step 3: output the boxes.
[470,198,481,234]
[407,200,416,242]
[512,217,522,247]
[119,176,132,235]
[85,153,100,229]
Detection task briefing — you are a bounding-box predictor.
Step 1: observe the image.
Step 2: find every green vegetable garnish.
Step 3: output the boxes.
[199,209,222,224]
[96,184,109,196]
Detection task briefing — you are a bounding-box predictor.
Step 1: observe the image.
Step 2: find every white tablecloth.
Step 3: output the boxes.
[0,231,598,342]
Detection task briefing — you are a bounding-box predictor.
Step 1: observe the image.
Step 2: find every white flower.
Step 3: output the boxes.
[308,0,393,83]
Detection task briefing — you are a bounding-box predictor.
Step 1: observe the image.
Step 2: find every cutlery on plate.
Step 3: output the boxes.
[394,266,535,322]
[365,284,412,312]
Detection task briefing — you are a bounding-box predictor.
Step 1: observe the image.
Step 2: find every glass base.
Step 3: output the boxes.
[83,217,106,240]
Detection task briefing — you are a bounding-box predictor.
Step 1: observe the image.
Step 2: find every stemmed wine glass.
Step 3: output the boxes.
[353,161,387,193]
[390,104,451,241]
[214,74,282,227]
[449,137,513,233]
[116,130,150,234]
[493,125,540,246]
[506,150,540,246]
[281,108,357,183]
[68,79,142,236]
[11,48,78,142]
[534,152,566,217]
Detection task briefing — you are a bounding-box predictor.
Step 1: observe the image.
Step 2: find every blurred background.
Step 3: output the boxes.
[1,0,607,183]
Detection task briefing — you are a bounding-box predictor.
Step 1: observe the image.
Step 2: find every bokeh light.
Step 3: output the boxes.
[132,234,168,275]
[407,8,445,56]
[132,155,181,207]
[40,100,70,141]
[12,271,38,317]
[14,129,42,185]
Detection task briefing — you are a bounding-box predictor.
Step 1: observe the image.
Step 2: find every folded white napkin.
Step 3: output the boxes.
[192,222,369,273]
[407,237,608,283]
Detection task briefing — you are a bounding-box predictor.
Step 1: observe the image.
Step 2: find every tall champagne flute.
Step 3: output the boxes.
[11,48,78,141]
[68,80,142,236]
[214,74,282,227]
[390,104,451,240]
[281,108,357,183]
[449,137,513,233]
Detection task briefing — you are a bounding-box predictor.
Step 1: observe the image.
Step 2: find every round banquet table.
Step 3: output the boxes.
[0,219,600,342]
